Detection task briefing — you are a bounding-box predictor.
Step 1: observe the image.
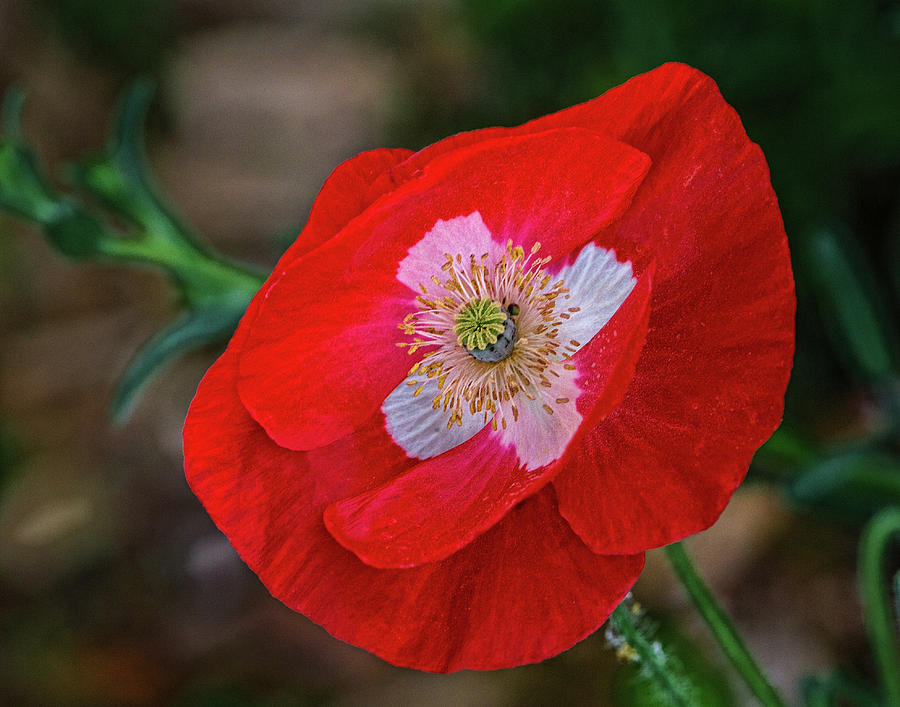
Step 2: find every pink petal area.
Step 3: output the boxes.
[396,211,502,292]
[494,370,582,470]
[327,264,653,568]
[237,129,651,451]
[184,346,644,672]
[550,64,795,553]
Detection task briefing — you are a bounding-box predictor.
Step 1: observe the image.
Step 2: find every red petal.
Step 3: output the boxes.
[324,426,527,569]
[280,147,414,267]
[184,348,644,671]
[570,260,654,431]
[550,64,795,552]
[322,262,653,569]
[236,129,650,450]
[221,147,414,373]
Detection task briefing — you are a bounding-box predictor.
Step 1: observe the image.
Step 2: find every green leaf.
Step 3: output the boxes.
[41,200,111,259]
[67,79,204,249]
[1,84,264,421]
[801,672,882,707]
[859,509,900,706]
[1,89,108,259]
[805,226,899,381]
[111,304,245,423]
[0,141,64,224]
[0,89,59,222]
[790,451,900,521]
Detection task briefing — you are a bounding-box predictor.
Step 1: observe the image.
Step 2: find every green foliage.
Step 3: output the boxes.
[858,509,900,706]
[803,227,899,382]
[0,89,109,257]
[790,452,900,522]
[801,672,882,707]
[611,619,736,707]
[0,83,264,421]
[606,597,699,707]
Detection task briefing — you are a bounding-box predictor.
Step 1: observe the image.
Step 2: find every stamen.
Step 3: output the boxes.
[398,238,575,429]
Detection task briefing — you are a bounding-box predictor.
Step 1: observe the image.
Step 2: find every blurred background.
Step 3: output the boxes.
[1,1,898,705]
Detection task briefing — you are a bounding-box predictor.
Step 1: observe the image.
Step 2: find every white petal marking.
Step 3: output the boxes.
[386,217,636,468]
[553,243,636,357]
[383,376,486,459]
[494,367,582,470]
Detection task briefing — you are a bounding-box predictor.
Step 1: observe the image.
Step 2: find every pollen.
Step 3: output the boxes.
[397,238,575,428]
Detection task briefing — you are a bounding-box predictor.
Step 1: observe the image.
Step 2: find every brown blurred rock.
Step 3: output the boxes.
[0,451,124,591]
[161,23,403,258]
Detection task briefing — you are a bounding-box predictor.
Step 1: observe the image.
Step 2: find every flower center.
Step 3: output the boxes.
[397,240,577,430]
[454,299,518,362]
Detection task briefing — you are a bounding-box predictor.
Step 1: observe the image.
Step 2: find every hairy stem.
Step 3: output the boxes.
[609,603,693,707]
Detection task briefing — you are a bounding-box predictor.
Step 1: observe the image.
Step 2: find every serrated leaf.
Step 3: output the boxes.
[111,304,245,423]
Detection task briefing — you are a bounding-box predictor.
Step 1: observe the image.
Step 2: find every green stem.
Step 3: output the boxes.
[664,542,788,707]
[609,603,692,707]
[858,509,900,706]
[100,234,264,306]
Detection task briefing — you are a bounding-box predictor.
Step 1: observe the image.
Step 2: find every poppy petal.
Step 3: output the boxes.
[184,346,644,672]
[325,261,653,568]
[324,425,524,568]
[284,147,415,265]
[550,64,795,553]
[236,129,650,451]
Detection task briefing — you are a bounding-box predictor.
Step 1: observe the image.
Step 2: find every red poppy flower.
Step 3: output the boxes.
[183,63,794,671]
